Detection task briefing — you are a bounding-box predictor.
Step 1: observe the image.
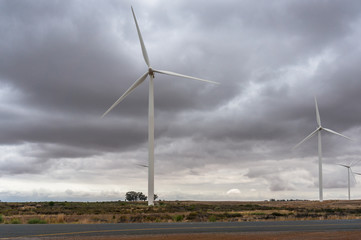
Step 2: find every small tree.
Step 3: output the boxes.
[138,192,147,201]
[125,191,138,201]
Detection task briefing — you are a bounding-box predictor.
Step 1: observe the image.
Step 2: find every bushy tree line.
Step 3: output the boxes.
[125,191,158,201]
[125,191,147,201]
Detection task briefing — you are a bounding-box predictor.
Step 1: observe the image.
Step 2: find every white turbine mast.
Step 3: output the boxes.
[337,160,361,200]
[102,7,218,206]
[293,97,352,202]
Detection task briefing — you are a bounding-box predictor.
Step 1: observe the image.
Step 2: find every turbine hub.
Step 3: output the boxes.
[148,67,155,77]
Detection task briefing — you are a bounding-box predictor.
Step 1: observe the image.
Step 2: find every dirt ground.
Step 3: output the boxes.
[46,231,361,240]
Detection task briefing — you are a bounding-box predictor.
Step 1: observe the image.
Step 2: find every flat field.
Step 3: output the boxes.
[1,200,361,224]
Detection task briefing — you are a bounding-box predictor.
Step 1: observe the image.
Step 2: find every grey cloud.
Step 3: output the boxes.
[1,0,361,201]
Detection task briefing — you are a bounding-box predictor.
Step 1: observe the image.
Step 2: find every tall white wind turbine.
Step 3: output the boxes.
[293,97,352,202]
[337,161,361,200]
[102,7,218,206]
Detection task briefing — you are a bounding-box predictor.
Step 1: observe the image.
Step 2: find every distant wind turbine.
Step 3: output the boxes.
[337,161,361,200]
[102,7,218,206]
[135,163,148,168]
[293,97,352,202]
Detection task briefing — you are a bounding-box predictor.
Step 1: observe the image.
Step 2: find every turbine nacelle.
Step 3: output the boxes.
[148,67,155,78]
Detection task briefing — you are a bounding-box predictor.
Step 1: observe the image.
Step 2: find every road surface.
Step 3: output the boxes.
[1,219,361,239]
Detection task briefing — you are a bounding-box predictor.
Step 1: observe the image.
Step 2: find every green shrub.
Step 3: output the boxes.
[251,212,266,215]
[223,212,243,218]
[187,212,199,220]
[173,215,184,222]
[271,212,285,216]
[28,218,47,224]
[0,215,3,223]
[11,219,21,224]
[209,215,217,222]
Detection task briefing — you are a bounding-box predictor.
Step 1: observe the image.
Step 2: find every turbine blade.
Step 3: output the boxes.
[315,97,321,127]
[102,72,148,118]
[322,128,353,141]
[351,159,361,167]
[350,159,356,167]
[337,163,349,168]
[131,6,150,67]
[135,163,148,168]
[153,69,219,84]
[292,128,319,150]
[353,172,361,176]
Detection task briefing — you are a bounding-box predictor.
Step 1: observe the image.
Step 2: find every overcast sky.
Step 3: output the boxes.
[1,0,361,202]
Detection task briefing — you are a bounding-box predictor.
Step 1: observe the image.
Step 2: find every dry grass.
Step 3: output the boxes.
[1,200,361,224]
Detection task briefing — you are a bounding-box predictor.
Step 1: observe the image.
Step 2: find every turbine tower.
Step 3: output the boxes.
[337,162,361,200]
[102,7,218,206]
[293,97,352,202]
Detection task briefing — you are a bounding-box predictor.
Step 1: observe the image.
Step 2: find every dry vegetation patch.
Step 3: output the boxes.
[1,200,361,224]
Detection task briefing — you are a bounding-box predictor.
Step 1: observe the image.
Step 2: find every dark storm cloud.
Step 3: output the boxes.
[148,0,361,156]
[0,0,136,113]
[1,0,361,200]
[0,1,164,156]
[178,0,361,72]
[0,0,229,153]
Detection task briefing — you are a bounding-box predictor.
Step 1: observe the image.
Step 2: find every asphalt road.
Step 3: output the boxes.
[1,219,361,238]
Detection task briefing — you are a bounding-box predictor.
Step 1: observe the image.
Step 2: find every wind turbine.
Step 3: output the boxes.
[337,161,361,200]
[293,97,352,202]
[135,163,148,168]
[102,7,218,206]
